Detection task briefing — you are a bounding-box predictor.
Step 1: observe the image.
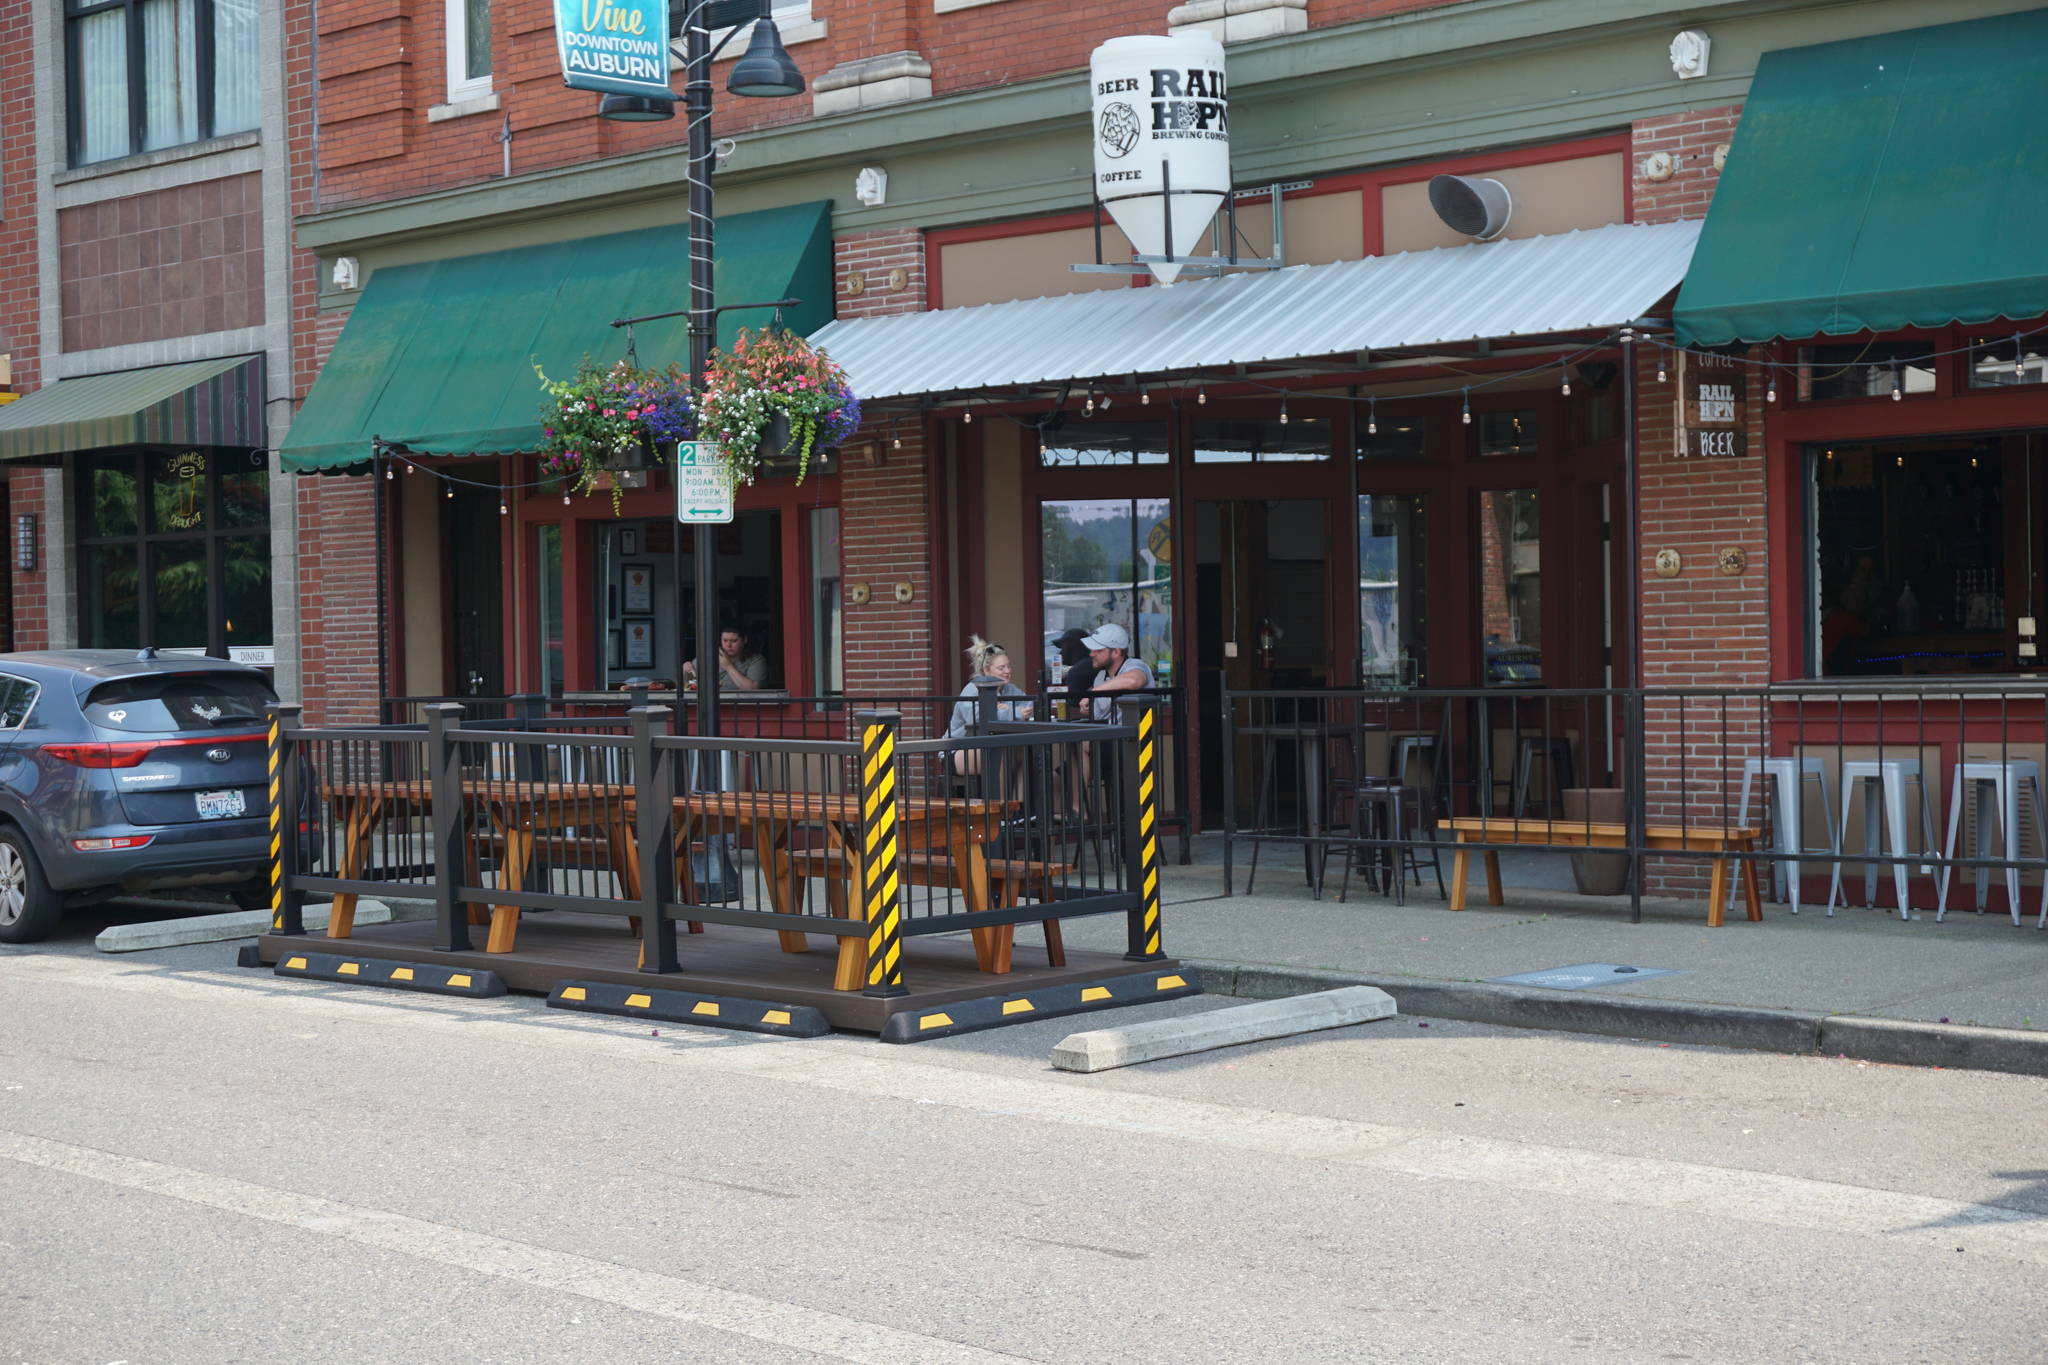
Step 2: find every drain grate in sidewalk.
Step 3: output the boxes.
[1489,963,1686,991]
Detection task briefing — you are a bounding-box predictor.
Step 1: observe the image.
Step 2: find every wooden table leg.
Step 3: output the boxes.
[1483,850,1504,906]
[326,795,376,939]
[752,820,810,954]
[486,823,531,953]
[1739,843,1764,922]
[1706,854,1730,928]
[669,816,705,934]
[825,824,868,992]
[947,818,1001,973]
[1449,837,1471,911]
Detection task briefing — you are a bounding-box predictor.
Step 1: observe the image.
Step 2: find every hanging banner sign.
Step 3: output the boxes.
[553,0,673,101]
[1676,349,1748,459]
[1089,33,1229,286]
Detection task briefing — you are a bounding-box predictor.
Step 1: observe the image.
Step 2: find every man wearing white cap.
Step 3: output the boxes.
[1082,621,1155,720]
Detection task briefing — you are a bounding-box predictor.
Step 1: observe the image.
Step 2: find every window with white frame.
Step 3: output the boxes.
[66,0,261,167]
[445,0,492,103]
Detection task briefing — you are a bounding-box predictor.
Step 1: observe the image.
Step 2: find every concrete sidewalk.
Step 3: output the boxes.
[1052,838,2048,1074]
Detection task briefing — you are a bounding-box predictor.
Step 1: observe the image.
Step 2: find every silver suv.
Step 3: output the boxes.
[0,651,277,943]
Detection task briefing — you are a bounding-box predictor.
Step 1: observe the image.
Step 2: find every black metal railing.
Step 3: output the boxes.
[382,684,1196,864]
[269,698,1171,989]
[1221,680,2048,925]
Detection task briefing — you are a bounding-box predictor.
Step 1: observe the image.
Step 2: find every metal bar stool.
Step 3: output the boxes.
[1511,737,1575,819]
[1936,759,2048,927]
[1829,758,1936,919]
[1725,756,1837,915]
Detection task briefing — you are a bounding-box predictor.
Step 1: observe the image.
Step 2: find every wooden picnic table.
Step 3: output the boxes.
[1438,817,1765,926]
[671,790,1014,990]
[317,779,1023,977]
[321,779,642,952]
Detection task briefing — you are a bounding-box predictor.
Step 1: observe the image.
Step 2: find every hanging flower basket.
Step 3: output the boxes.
[534,359,693,512]
[699,327,861,489]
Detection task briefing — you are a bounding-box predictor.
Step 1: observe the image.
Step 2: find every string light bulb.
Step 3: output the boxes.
[1890,364,1903,401]
[1461,388,1471,425]
[1084,389,1096,416]
[563,492,571,505]
[1139,382,1150,405]
[1367,399,1378,437]
[1197,386,1207,406]
[962,408,973,424]
[892,435,902,449]
[404,461,415,474]
[1560,368,1572,398]
[1657,359,1668,384]
[499,499,509,515]
[1766,377,1778,404]
[1279,397,1290,425]
[445,486,454,499]
[2017,335,2029,379]
[385,464,394,480]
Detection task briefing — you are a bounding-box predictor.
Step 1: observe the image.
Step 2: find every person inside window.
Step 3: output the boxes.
[1084,622,1154,720]
[683,626,768,692]
[948,635,1033,776]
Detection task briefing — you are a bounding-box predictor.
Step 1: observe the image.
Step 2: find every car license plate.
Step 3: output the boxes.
[196,788,246,820]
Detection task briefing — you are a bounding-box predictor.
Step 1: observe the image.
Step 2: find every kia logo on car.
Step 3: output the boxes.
[205,747,232,764]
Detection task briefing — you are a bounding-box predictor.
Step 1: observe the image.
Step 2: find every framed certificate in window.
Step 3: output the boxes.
[621,619,655,668]
[622,564,654,614]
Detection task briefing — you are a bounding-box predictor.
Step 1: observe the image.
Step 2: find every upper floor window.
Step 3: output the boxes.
[67,0,260,167]
[445,0,492,103]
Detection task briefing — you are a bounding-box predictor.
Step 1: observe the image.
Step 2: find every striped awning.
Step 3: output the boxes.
[0,355,266,463]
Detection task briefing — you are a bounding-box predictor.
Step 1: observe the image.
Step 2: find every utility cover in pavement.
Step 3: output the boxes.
[1489,963,1686,991]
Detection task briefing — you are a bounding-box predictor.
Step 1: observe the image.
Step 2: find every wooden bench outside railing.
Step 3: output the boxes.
[1437,817,1766,926]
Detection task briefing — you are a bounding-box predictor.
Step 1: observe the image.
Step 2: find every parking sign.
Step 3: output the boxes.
[673,442,734,524]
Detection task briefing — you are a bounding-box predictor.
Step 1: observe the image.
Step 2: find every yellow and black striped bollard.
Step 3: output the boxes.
[856,710,907,997]
[267,704,306,936]
[1120,698,1165,962]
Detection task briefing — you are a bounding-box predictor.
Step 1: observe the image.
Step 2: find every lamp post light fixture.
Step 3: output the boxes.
[601,0,804,744]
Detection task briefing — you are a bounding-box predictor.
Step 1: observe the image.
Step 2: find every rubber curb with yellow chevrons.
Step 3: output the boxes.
[878,969,1200,1043]
[547,981,831,1038]
[272,950,506,998]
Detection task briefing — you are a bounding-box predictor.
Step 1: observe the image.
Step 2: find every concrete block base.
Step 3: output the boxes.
[1052,985,1396,1072]
[95,900,392,953]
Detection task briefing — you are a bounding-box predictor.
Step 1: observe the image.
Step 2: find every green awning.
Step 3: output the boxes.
[281,201,835,473]
[0,355,265,464]
[1673,8,2048,346]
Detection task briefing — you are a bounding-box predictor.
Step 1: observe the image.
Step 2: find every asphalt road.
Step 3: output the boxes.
[3,923,2046,1363]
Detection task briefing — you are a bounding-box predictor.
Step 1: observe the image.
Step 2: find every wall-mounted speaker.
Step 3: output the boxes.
[1427,174,1513,241]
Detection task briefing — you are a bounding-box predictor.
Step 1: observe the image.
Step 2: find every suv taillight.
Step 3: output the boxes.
[43,732,266,768]
[44,742,158,768]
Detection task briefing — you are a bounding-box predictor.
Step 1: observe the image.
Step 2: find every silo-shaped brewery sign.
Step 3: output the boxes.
[1090,34,1229,285]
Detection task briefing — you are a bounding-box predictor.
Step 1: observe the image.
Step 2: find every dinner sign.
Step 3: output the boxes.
[554,0,672,101]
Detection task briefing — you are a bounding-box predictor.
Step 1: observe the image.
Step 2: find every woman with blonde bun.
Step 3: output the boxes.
[948,635,1032,778]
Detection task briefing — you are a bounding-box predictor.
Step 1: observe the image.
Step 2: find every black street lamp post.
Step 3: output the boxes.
[603,0,803,743]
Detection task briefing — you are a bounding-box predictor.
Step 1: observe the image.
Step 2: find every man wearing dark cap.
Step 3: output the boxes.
[1050,626,1099,716]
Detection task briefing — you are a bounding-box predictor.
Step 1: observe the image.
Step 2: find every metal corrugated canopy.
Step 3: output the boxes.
[0,355,265,463]
[811,219,1700,401]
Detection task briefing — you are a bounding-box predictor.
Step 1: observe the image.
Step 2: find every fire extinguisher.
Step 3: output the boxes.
[1256,618,1281,671]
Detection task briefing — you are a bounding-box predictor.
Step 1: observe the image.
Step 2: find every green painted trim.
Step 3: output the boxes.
[296,0,2046,262]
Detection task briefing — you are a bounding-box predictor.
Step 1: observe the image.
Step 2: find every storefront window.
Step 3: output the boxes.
[1039,421,1169,468]
[75,448,270,659]
[810,507,842,695]
[536,524,563,695]
[591,513,784,690]
[1358,418,1426,460]
[1478,488,1540,685]
[1191,418,1328,463]
[1798,341,1936,401]
[1359,495,1426,686]
[1968,335,2048,388]
[1040,498,1173,685]
[1477,410,1539,457]
[1813,439,2008,675]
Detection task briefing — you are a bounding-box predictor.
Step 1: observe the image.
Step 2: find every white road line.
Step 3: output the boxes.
[0,1130,1032,1365]
[10,953,2048,1267]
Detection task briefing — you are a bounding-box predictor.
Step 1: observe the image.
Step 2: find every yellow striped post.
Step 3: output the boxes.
[856,711,907,997]
[266,704,305,936]
[1118,698,1165,961]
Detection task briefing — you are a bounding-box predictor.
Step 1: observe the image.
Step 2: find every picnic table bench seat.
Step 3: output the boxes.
[1437,817,1766,926]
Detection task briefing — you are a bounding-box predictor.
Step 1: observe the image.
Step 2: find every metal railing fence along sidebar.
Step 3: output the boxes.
[1220,682,2048,927]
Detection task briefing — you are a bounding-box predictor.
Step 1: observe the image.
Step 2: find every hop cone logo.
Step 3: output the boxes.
[1099,102,1140,158]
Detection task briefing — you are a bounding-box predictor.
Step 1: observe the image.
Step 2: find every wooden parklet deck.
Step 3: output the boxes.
[254,912,1173,1033]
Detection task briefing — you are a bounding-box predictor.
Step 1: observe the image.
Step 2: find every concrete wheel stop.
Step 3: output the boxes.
[1051,985,1398,1072]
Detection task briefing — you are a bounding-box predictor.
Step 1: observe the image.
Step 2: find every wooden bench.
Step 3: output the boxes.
[1438,817,1766,926]
[787,849,1073,973]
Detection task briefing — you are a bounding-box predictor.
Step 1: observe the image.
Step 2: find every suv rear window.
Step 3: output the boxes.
[85,673,277,733]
